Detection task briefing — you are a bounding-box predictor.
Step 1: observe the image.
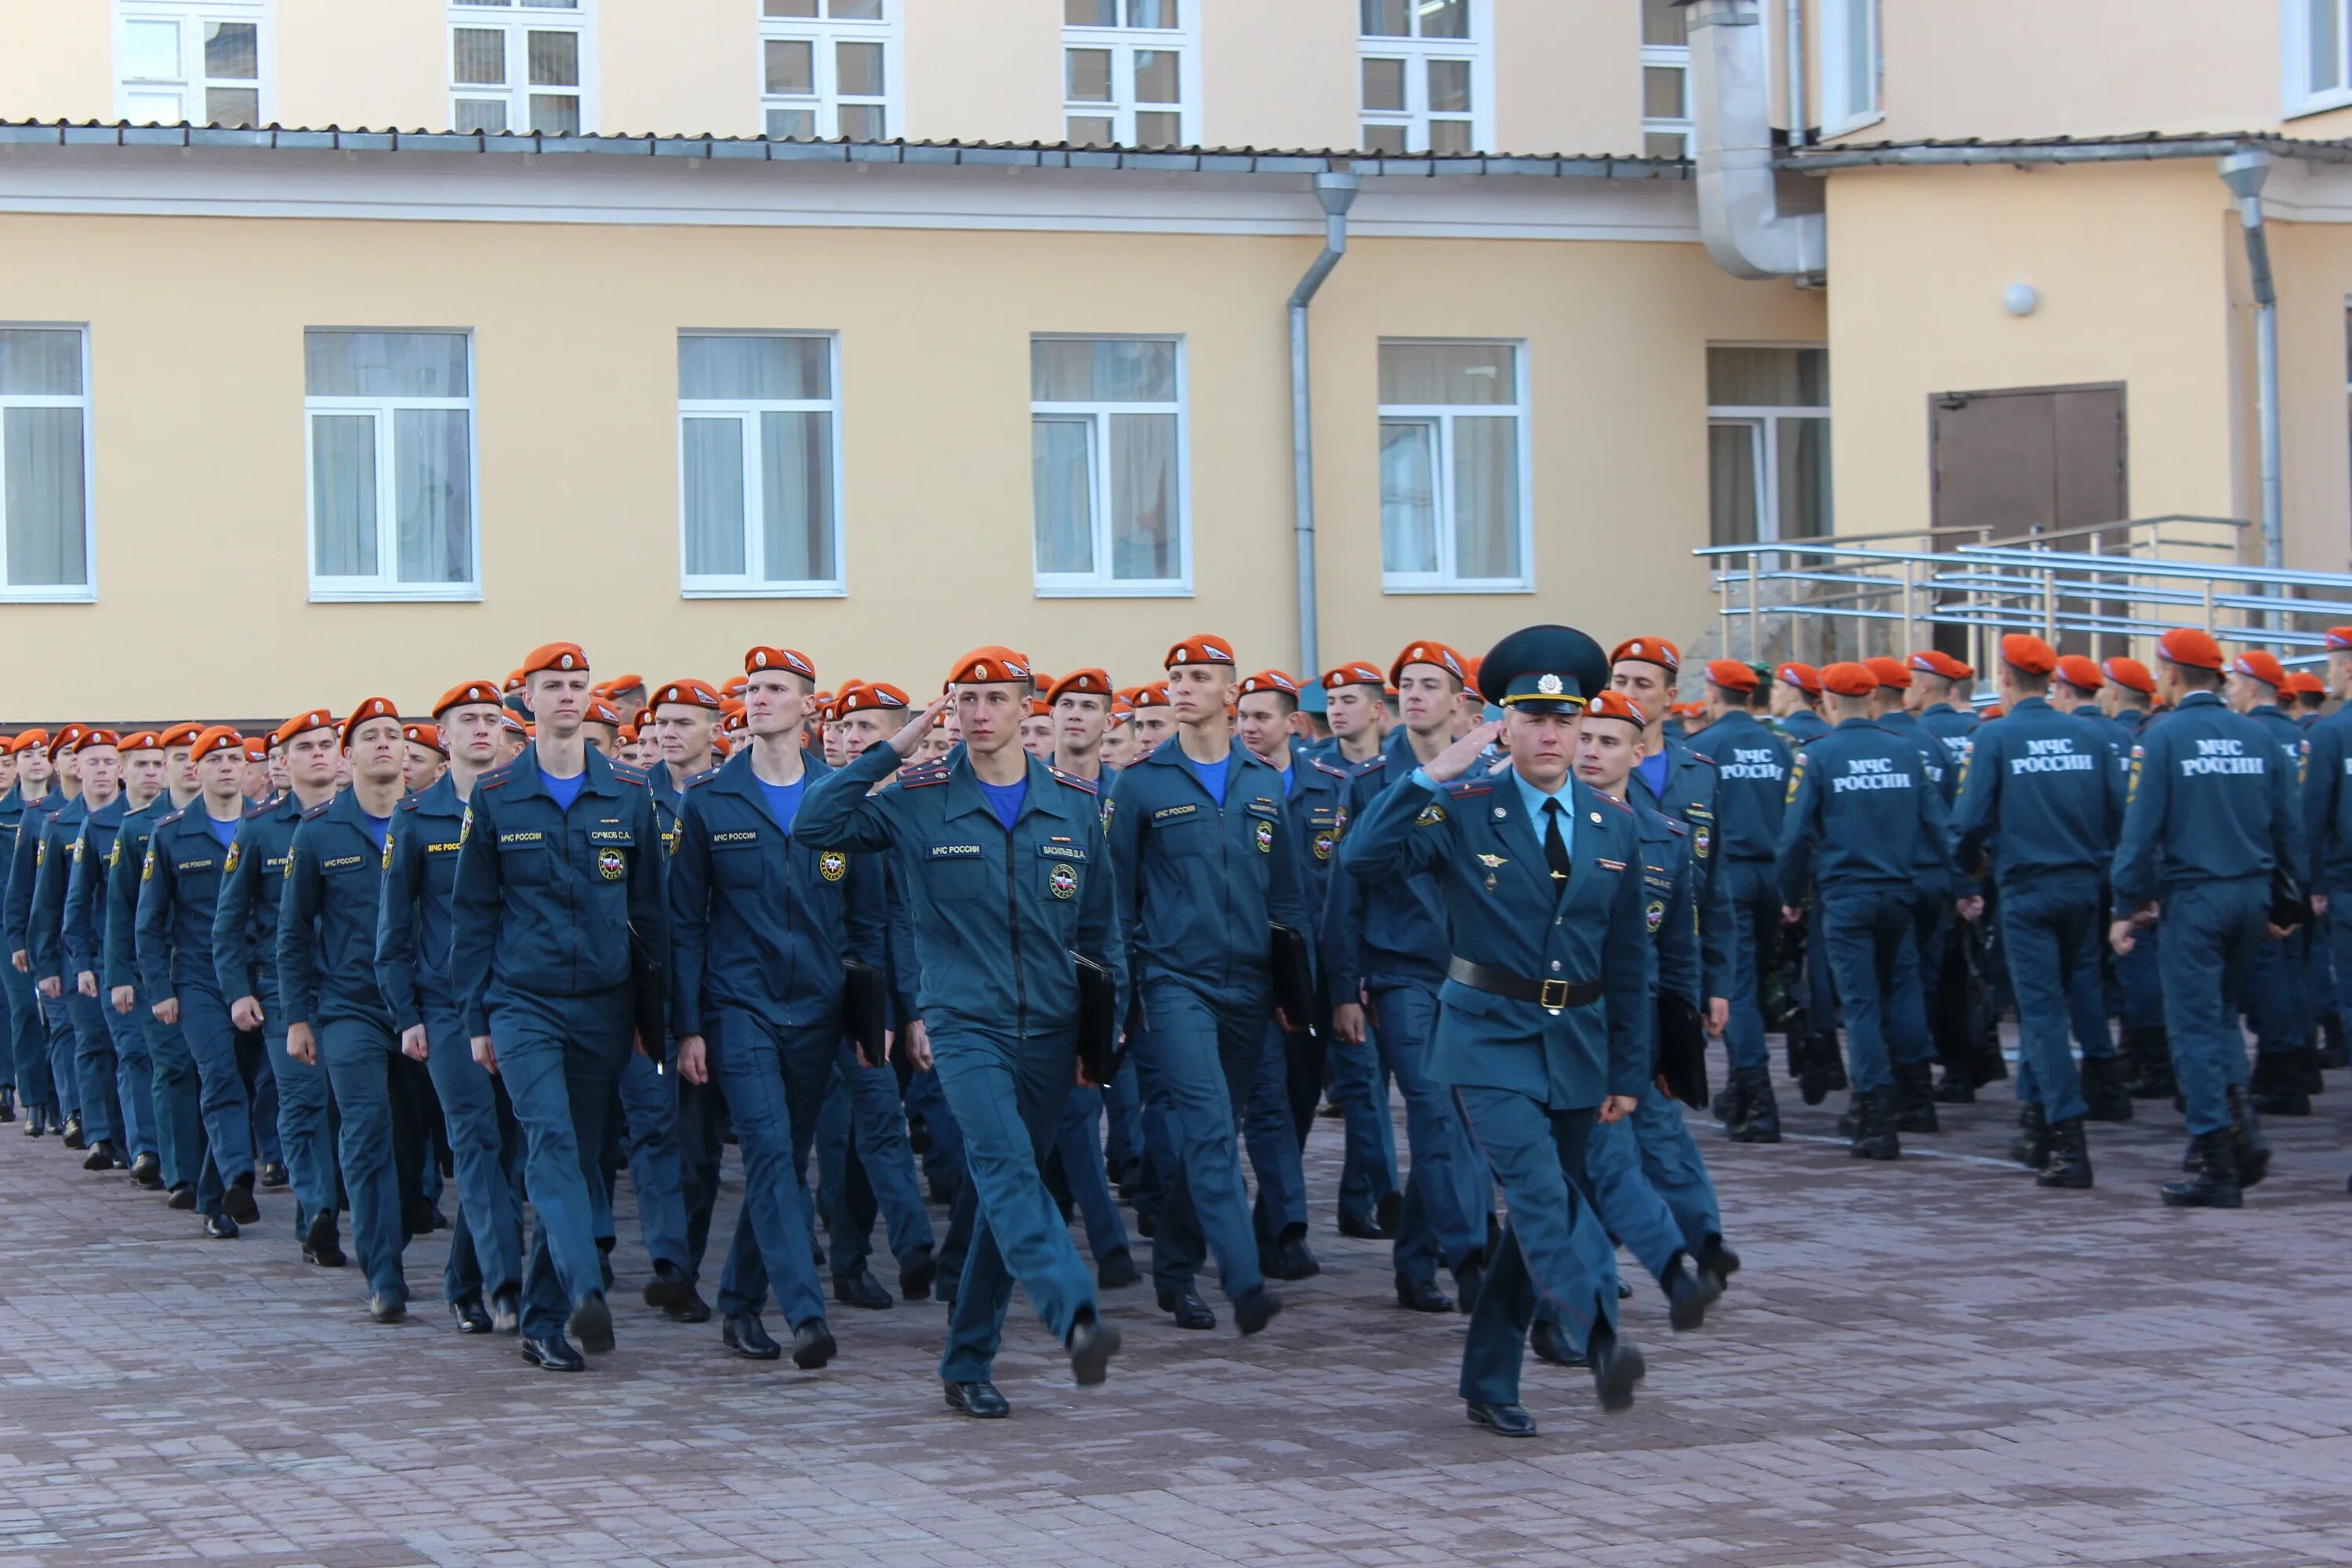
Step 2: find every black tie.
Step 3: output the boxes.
[1543,799,1572,889]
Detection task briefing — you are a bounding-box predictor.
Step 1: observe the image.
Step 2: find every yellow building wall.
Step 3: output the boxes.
[1200,0,1354,152]
[0,207,1814,719]
[1495,0,1641,157]
[276,0,443,133]
[597,0,757,140]
[0,4,113,124]
[2272,220,2352,576]
[900,0,1062,145]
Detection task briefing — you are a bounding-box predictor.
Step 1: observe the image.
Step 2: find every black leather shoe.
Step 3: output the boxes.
[303,1209,346,1269]
[0,1084,13,1122]
[128,1152,162,1189]
[166,1184,196,1210]
[1664,1255,1723,1331]
[792,1320,837,1370]
[2010,1102,2051,1170]
[900,1248,937,1301]
[597,1240,615,1289]
[1067,1313,1120,1385]
[1134,1207,1156,1240]
[449,1297,493,1334]
[1394,1276,1453,1313]
[1932,1066,1976,1104]
[1157,1288,1216,1330]
[521,1334,585,1371]
[665,1287,712,1324]
[1695,1234,1740,1290]
[1374,1190,1403,1236]
[1232,1285,1282,1336]
[2081,1054,2135,1122]
[944,1379,1011,1418]
[490,1290,521,1334]
[1589,1332,1647,1413]
[1267,1235,1319,1281]
[1849,1085,1900,1161]
[60,1114,85,1150]
[1336,1208,1390,1240]
[568,1292,615,1353]
[1466,1400,1538,1438]
[723,1312,782,1359]
[1728,1068,1781,1143]
[20,1106,45,1136]
[368,1294,407,1324]
[2227,1084,2272,1189]
[1896,1064,1940,1133]
[223,1175,260,1225]
[1453,1258,1486,1315]
[202,1212,239,1240]
[1529,1319,1585,1367]
[259,1160,290,1189]
[1097,1249,1141,1289]
[2162,1129,2242,1208]
[81,1141,118,1171]
[642,1261,692,1310]
[2036,1117,2094,1190]
[832,1270,893,1310]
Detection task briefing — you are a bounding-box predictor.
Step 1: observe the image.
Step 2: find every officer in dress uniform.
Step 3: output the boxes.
[449,642,669,1370]
[1693,659,1793,1142]
[1342,623,1653,1439]
[1776,663,1955,1160]
[2227,651,2321,1116]
[796,646,1124,1418]
[2111,629,2303,1207]
[1948,637,2125,1189]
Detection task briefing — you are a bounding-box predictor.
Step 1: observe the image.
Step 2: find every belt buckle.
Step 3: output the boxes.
[1538,978,1570,1013]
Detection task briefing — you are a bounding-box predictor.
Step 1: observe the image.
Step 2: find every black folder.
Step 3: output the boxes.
[1269,922,1315,1032]
[2270,864,2314,932]
[1656,992,1710,1111]
[1072,950,1120,1085]
[629,926,667,1062]
[843,959,890,1068]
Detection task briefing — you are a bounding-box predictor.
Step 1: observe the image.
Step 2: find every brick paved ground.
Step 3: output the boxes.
[2,1043,2348,1568]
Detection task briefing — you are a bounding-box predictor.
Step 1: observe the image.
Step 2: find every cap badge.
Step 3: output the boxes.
[1537,673,1563,695]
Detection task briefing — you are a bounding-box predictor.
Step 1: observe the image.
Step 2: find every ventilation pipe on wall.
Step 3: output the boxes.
[1689,0,1824,280]
[2219,150,2285,572]
[1289,170,1359,691]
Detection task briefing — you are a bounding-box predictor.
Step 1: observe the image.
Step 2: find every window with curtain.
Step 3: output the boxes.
[304,331,477,601]
[1062,0,1193,148]
[1358,0,1487,155]
[1377,341,1530,592]
[760,0,893,140]
[1820,0,1881,132]
[679,334,844,597]
[0,328,93,600]
[449,0,589,135]
[1707,345,1831,550]
[1030,336,1187,595]
[116,1,264,127]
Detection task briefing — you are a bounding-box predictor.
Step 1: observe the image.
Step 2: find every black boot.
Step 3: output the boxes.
[1848,1084,1899,1160]
[2251,1051,2314,1115]
[1820,1036,1849,1093]
[2080,1054,2135,1123]
[2227,1085,2270,1189]
[2161,1128,2242,1208]
[1932,1064,1976,1104]
[2035,1117,2092,1189]
[2128,1028,2176,1099]
[1895,1062,1939,1134]
[2318,1011,2348,1070]
[1727,1067,1780,1144]
[1710,1075,1745,1127]
[2009,1102,2050,1171]
[1835,1090,1864,1138]
[1798,1033,1837,1107]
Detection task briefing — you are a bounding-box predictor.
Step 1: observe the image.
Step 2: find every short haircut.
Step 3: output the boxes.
[1241,689,1299,719]
[2176,663,2224,691]
[2008,670,2051,695]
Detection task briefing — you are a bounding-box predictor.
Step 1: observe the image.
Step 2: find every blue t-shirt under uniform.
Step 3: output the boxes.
[979,777,1028,832]
[1186,753,1230,806]
[543,770,585,814]
[1635,750,1669,804]
[757,775,807,834]
[359,811,391,853]
[205,813,239,851]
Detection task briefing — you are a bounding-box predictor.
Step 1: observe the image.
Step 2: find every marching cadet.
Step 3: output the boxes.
[25,726,88,1146]
[797,647,1124,1417]
[1693,659,1791,1142]
[1907,651,1980,757]
[1948,637,2125,1189]
[1108,634,1303,1335]
[2045,656,2139,1121]
[40,730,129,1172]
[2225,651,2320,1116]
[279,699,426,1323]
[377,681,526,1330]
[216,711,345,1265]
[1776,663,1955,1160]
[1018,700,1056,760]
[1,729,55,1131]
[2307,631,2352,1092]
[1128,683,1175,755]
[1325,642,1491,1315]
[1345,624,1653,1437]
[2288,670,2328,723]
[449,643,670,1370]
[1766,662,1828,743]
[1864,657,1957,1129]
[2110,629,2302,1208]
[1318,661,1388,768]
[1606,640,1729,1025]
[2092,655,2175,1098]
[107,725,201,1199]
[136,725,266,1236]
[78,731,165,1184]
[403,724,447,793]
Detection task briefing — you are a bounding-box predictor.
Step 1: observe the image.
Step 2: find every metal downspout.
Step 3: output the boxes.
[2219,151,2284,575]
[1290,171,1359,687]
[1690,0,1824,279]
[1784,0,1806,150]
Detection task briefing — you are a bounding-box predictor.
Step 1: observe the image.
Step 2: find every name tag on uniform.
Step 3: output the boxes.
[499,831,543,847]
[1038,844,1086,862]
[586,829,634,845]
[710,830,759,849]
[180,858,215,873]
[1152,804,1197,822]
[426,842,460,855]
[321,855,365,871]
[1243,802,1279,820]
[928,843,982,858]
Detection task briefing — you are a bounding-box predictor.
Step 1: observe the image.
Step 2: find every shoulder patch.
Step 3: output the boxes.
[610,760,652,786]
[159,808,187,827]
[397,794,425,813]
[243,800,274,820]
[1593,792,1632,813]
[684,766,720,789]
[300,801,333,822]
[1048,766,1098,797]
[476,760,517,789]
[1437,778,1492,800]
[898,760,951,789]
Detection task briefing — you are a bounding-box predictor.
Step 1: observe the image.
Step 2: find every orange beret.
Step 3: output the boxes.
[1130,682,1171,710]
[1461,655,1483,699]
[1026,698,1052,718]
[1775,662,1820,694]
[2053,654,2103,691]
[503,670,526,693]
[1165,634,1236,670]
[1704,659,1759,692]
[340,696,401,748]
[1909,650,1971,681]
[434,680,504,717]
[243,739,267,762]
[744,646,816,681]
[1820,662,1878,699]
[275,709,336,747]
[1583,690,1648,728]
[1029,670,1057,691]
[2286,670,2326,696]
[118,730,162,753]
[2158,628,2224,671]
[1389,641,1467,688]
[946,646,1033,687]
[1109,698,1135,721]
[585,701,622,727]
[1321,661,1385,691]
[1237,670,1300,699]
[8,728,49,754]
[2230,649,2287,689]
[405,722,446,754]
[2326,627,2352,652]
[1047,669,1114,705]
[519,642,588,678]
[839,681,909,714]
[77,728,122,751]
[720,709,747,734]
[188,725,245,763]
[1980,704,2007,720]
[599,673,645,694]
[1998,634,2058,677]
[652,677,724,712]
[50,723,87,756]
[501,713,528,736]
[2101,656,2154,695]
[1609,638,1680,673]
[720,698,746,718]
[721,676,750,699]
[1864,655,1911,690]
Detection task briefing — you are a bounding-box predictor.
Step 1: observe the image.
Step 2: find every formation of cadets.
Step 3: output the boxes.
[0,616,2339,1439]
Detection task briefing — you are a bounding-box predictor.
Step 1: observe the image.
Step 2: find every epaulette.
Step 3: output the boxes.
[1661,815,1688,836]
[897,759,951,789]
[396,793,425,813]
[1349,756,1385,777]
[475,760,517,789]
[1438,777,1492,799]
[1310,757,1352,780]
[300,800,333,822]
[1687,749,1719,769]
[242,800,274,820]
[609,760,652,786]
[1593,791,1632,812]
[1048,765,1098,797]
[158,808,187,827]
[684,765,720,789]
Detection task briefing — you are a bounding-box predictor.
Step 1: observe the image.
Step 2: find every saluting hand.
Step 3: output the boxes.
[888,696,952,760]
[1421,720,1502,785]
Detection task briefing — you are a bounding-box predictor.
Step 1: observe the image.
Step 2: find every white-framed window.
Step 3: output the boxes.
[1820,0,1882,135]
[0,328,95,602]
[116,1,266,128]
[1377,340,1531,593]
[1358,0,1490,155]
[2287,1,2352,117]
[1062,0,1196,149]
[677,333,844,598]
[449,0,590,136]
[303,331,478,602]
[1030,336,1189,597]
[1639,0,1691,158]
[1707,346,1831,550]
[760,0,897,141]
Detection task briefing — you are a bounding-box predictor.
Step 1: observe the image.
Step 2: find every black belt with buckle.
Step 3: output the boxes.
[1447,957,1601,1012]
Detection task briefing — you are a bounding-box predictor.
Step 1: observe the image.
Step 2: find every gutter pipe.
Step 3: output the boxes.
[1689,0,1824,279]
[1290,170,1359,696]
[2219,150,2284,576]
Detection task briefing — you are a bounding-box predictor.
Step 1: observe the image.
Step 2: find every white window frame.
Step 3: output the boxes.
[1708,342,1831,558]
[1639,36,1691,159]
[448,0,595,136]
[303,331,481,604]
[1377,338,1534,596]
[757,1,902,141]
[677,332,848,600]
[1356,0,1494,155]
[114,0,271,128]
[1819,0,1882,136]
[2285,1,2352,118]
[0,325,97,604]
[1061,5,1200,149]
[1029,333,1192,599]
